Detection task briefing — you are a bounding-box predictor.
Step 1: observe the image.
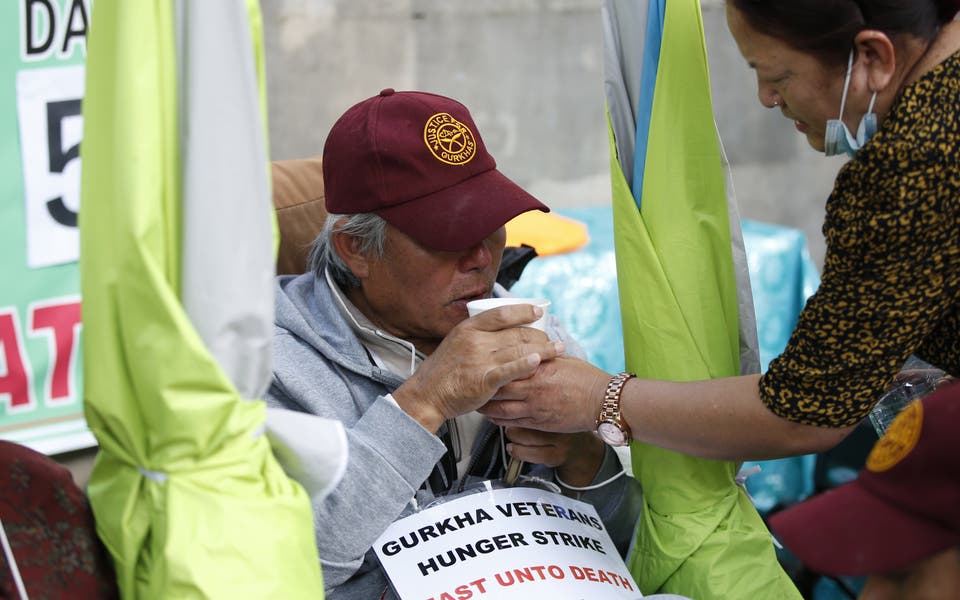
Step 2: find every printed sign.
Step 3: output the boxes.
[375,486,642,600]
[1,0,93,453]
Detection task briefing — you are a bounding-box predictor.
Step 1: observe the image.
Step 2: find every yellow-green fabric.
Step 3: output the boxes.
[80,2,324,597]
[611,1,800,598]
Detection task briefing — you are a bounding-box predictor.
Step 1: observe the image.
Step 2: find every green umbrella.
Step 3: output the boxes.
[603,0,801,597]
[80,1,328,596]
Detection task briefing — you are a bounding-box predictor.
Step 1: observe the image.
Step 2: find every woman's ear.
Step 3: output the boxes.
[854,30,897,92]
[331,219,370,279]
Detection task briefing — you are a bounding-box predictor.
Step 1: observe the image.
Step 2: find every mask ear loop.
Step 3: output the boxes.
[866,89,878,115]
[838,49,855,121]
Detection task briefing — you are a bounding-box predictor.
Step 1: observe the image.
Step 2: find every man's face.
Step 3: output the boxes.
[351,224,506,353]
[859,547,960,600]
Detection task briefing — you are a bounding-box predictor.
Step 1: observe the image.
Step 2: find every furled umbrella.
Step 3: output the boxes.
[602,0,800,597]
[79,1,342,596]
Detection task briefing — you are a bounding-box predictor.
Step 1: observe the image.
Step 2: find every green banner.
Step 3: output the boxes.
[0,0,92,453]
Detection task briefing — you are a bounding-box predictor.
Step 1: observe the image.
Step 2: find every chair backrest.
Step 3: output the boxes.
[0,441,118,599]
[271,156,327,275]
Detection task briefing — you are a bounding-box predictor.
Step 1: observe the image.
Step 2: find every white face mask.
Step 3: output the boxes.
[824,50,879,157]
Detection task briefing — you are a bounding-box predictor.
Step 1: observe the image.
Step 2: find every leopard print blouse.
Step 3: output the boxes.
[759,51,960,428]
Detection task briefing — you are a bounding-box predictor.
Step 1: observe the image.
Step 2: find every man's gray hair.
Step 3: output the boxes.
[308,213,388,288]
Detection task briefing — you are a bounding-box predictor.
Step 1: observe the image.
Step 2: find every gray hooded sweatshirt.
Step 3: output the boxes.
[266,271,642,599]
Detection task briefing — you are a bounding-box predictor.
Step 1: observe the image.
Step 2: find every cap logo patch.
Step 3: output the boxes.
[867,400,924,472]
[424,112,477,166]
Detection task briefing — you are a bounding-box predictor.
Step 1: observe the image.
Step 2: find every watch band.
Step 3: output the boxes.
[596,372,635,443]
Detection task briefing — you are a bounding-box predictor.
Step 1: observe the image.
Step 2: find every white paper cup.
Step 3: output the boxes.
[465,297,551,331]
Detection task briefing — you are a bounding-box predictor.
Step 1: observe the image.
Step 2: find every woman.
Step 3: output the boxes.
[481,0,960,461]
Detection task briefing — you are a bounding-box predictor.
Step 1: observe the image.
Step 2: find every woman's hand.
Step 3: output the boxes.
[480,356,610,433]
[394,304,565,433]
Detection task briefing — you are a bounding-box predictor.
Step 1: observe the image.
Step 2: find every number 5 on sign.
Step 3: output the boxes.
[17,65,84,269]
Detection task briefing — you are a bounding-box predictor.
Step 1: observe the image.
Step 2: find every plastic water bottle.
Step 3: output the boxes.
[869,369,943,436]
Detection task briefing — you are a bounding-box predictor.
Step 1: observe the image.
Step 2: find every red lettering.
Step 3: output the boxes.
[0,309,33,411]
[428,578,487,600]
[30,299,81,403]
[568,564,635,589]
[495,571,516,587]
[527,565,548,580]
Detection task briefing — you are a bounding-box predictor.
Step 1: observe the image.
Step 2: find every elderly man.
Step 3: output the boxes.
[265,89,641,599]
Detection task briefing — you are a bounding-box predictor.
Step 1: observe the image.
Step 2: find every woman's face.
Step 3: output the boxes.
[726,3,852,152]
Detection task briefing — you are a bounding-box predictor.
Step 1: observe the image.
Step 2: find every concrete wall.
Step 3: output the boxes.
[263,0,848,267]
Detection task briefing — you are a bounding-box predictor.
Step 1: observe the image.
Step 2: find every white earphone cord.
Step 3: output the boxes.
[0,517,29,600]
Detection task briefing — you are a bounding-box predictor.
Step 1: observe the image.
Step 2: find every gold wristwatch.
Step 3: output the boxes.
[595,372,635,446]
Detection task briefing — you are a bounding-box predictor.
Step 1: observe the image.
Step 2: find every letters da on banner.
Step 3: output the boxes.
[21,0,91,63]
[374,487,643,600]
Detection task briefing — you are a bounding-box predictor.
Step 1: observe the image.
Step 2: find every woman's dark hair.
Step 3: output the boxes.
[729,0,960,66]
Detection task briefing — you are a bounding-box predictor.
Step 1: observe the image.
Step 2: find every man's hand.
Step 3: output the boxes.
[504,427,605,490]
[393,304,565,432]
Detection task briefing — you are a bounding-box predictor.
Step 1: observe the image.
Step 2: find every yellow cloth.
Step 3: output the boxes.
[505,210,589,256]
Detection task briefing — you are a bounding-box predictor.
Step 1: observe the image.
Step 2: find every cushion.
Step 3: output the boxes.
[0,441,118,599]
[271,157,327,275]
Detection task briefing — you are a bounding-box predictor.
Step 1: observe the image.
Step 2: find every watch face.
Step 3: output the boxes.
[597,422,628,446]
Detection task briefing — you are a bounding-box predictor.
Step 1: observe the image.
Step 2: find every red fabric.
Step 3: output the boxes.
[0,442,118,599]
[769,382,960,576]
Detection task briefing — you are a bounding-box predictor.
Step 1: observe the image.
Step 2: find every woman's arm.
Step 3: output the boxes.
[481,356,854,462]
[616,372,854,460]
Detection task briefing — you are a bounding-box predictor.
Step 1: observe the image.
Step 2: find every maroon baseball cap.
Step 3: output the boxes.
[768,382,960,576]
[322,89,548,252]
